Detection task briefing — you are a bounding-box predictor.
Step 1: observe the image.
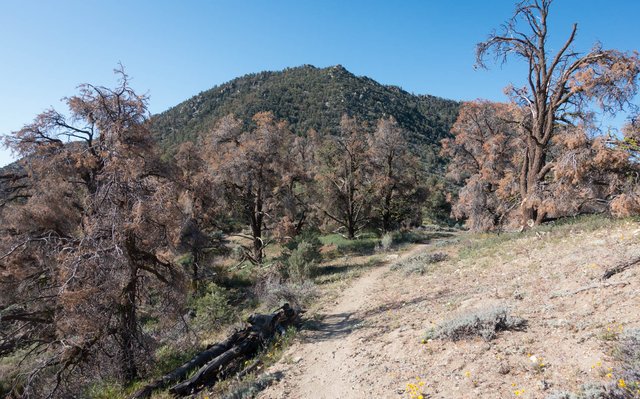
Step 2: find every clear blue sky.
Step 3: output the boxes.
[1,0,639,166]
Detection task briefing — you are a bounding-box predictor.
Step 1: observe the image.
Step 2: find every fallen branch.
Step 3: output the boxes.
[551,281,630,298]
[602,256,640,280]
[130,303,301,399]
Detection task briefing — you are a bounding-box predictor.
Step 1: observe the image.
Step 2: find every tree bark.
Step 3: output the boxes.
[130,331,244,399]
[131,304,300,398]
[120,265,139,384]
[250,186,264,263]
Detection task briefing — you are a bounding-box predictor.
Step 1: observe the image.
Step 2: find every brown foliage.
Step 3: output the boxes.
[476,0,640,226]
[442,101,523,231]
[312,115,373,239]
[0,67,186,397]
[367,117,423,231]
[201,112,302,263]
[444,101,639,231]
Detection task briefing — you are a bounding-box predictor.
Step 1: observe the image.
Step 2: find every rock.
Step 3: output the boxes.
[498,362,510,375]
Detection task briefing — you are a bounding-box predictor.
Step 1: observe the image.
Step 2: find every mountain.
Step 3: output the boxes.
[152,65,459,158]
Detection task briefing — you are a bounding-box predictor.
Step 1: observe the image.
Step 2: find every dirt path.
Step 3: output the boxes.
[258,221,640,398]
[258,244,429,399]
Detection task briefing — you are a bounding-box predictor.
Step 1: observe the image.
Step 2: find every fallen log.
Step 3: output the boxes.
[131,303,300,399]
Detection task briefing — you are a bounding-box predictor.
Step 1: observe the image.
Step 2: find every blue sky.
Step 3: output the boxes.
[1,0,639,166]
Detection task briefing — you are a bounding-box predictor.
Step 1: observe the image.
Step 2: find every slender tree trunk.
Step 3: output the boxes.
[382,188,394,233]
[191,250,199,293]
[251,188,263,263]
[347,224,356,239]
[120,265,139,384]
[382,155,395,233]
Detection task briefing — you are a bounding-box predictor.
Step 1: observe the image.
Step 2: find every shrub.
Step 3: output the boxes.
[191,283,235,330]
[391,251,448,275]
[318,233,379,255]
[222,372,283,399]
[286,240,321,281]
[545,329,640,398]
[425,306,527,341]
[257,273,317,309]
[606,329,640,397]
[380,232,394,251]
[546,384,619,399]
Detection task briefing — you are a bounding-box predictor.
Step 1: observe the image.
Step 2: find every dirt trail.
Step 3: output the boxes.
[258,244,429,399]
[258,221,640,398]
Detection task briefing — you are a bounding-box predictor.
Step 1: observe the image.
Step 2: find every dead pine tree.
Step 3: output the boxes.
[476,0,640,227]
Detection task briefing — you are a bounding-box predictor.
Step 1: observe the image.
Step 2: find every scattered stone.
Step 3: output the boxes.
[498,362,510,375]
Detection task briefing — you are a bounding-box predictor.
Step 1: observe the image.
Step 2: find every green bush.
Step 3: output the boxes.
[287,240,321,281]
[191,283,235,329]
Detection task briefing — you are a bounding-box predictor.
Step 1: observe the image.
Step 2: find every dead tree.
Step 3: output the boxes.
[131,304,301,398]
[477,0,639,226]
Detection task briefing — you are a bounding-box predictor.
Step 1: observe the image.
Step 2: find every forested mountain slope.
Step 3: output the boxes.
[152,65,459,157]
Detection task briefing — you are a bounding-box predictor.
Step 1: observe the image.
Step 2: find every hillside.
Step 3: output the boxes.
[241,216,640,399]
[152,65,459,157]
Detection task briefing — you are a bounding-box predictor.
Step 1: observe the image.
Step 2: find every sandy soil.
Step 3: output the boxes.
[257,219,640,399]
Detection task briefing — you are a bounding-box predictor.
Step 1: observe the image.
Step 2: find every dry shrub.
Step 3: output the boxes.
[425,306,527,341]
[391,251,448,275]
[610,193,640,218]
[380,232,394,252]
[254,272,317,310]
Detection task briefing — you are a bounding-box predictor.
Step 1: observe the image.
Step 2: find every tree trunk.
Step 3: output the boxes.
[120,265,139,384]
[191,250,199,293]
[250,187,264,263]
[382,188,394,233]
[520,139,547,228]
[129,304,301,398]
[347,224,356,239]
[382,155,395,233]
[130,331,244,399]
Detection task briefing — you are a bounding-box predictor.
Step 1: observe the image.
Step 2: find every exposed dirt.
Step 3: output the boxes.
[257,219,640,399]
